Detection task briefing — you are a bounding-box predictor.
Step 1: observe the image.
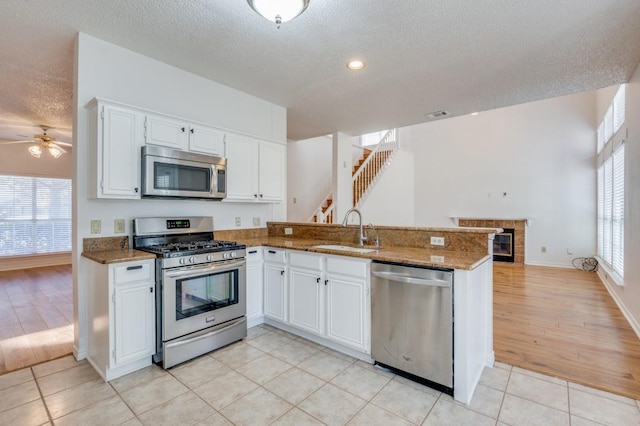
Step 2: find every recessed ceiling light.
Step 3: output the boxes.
[470,112,479,116]
[347,60,365,70]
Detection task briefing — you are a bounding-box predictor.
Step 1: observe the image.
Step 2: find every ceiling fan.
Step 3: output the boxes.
[0,125,72,158]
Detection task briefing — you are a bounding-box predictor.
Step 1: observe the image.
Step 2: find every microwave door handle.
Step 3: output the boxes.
[164,260,245,279]
[210,165,216,195]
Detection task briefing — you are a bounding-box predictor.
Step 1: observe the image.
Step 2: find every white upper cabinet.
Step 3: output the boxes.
[88,100,144,199]
[145,113,225,156]
[188,123,226,156]
[145,113,188,150]
[225,133,285,203]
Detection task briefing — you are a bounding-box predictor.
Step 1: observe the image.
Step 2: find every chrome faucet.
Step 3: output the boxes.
[341,208,368,246]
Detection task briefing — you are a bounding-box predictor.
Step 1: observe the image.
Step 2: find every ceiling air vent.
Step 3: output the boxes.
[425,110,449,120]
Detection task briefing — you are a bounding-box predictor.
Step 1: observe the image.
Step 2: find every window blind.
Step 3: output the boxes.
[612,144,624,276]
[0,175,71,256]
[613,85,626,134]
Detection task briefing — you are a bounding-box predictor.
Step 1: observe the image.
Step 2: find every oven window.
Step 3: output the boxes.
[154,162,211,192]
[176,269,238,319]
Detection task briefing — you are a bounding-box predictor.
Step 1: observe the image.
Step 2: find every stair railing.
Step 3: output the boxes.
[308,192,334,223]
[353,129,398,207]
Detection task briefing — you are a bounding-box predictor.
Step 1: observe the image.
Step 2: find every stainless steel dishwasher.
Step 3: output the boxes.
[371,261,453,394]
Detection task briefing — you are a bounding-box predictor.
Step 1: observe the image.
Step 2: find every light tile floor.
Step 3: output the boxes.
[1,324,639,426]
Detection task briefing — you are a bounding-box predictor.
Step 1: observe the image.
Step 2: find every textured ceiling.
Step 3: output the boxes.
[0,0,639,143]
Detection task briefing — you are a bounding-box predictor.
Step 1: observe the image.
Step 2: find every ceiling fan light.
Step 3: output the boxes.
[29,145,42,158]
[48,146,63,158]
[248,0,309,26]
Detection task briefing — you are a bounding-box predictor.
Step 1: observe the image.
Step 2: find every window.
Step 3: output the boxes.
[597,85,625,279]
[0,175,71,256]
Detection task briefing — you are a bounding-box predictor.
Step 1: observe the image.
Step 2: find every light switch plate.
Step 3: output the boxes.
[114,219,125,234]
[90,220,101,234]
[253,217,261,226]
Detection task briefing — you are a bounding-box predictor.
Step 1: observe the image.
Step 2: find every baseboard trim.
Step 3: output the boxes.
[597,269,640,340]
[524,261,573,269]
[0,252,71,272]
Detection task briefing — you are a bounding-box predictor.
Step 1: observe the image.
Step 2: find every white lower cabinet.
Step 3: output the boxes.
[259,248,371,355]
[85,258,155,381]
[263,249,287,322]
[288,252,323,336]
[325,256,369,352]
[246,248,264,327]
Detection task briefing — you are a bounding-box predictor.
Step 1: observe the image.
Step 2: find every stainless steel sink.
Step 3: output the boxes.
[312,244,376,254]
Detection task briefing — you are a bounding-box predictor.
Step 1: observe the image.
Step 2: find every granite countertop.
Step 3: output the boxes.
[235,237,490,270]
[81,249,157,264]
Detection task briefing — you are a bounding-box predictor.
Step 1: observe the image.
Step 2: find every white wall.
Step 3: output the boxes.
[287,135,332,222]
[598,63,640,335]
[72,33,287,358]
[0,143,72,178]
[359,150,415,226]
[410,91,596,267]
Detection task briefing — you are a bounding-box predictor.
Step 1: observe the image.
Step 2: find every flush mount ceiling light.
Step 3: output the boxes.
[247,0,310,28]
[347,60,365,70]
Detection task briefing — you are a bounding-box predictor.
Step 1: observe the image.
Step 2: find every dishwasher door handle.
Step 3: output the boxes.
[371,271,450,287]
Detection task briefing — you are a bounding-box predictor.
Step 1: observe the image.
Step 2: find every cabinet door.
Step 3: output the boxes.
[263,262,286,322]
[114,282,155,365]
[188,124,225,156]
[258,141,286,202]
[225,133,259,201]
[289,267,323,335]
[246,256,264,323]
[101,105,143,198]
[326,275,368,352]
[145,114,188,150]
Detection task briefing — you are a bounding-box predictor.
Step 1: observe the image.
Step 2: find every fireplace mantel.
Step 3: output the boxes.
[451,217,529,227]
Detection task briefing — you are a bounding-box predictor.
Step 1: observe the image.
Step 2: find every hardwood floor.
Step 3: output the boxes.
[0,265,73,374]
[494,262,640,399]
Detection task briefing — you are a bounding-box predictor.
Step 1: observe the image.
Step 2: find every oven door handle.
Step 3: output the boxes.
[164,317,247,350]
[164,259,245,279]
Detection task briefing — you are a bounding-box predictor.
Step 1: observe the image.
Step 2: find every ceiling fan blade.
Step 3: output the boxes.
[53,141,73,147]
[0,139,34,145]
[49,143,67,154]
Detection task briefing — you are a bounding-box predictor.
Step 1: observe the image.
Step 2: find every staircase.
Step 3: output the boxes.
[310,129,399,223]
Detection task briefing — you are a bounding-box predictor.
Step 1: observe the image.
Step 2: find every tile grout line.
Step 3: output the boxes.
[31,366,54,425]
[495,365,513,424]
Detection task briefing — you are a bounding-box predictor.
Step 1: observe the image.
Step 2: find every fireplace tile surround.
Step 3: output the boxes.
[458,219,526,265]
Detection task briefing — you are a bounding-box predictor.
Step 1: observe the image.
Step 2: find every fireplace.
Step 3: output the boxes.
[493,228,515,262]
[457,219,526,265]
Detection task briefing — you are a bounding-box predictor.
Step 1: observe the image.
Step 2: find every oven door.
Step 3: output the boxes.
[162,259,246,341]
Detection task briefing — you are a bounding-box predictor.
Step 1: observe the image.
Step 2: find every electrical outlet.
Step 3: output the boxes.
[430,236,445,246]
[284,227,293,235]
[114,219,125,234]
[90,220,101,234]
[430,255,445,263]
[253,217,261,226]
[541,246,547,253]
[235,217,241,227]
[293,197,297,204]
[567,248,573,255]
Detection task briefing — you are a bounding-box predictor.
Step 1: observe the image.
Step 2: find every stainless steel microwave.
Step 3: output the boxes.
[141,146,227,200]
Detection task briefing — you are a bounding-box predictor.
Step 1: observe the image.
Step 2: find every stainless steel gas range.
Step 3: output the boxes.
[133,216,247,368]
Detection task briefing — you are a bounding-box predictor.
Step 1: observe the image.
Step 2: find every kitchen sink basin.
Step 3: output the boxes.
[312,244,376,254]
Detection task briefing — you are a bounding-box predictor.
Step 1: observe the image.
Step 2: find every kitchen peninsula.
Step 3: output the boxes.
[218,221,499,404]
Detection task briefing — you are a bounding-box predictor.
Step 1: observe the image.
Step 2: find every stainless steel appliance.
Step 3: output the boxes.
[141,146,227,200]
[133,216,246,368]
[371,261,454,394]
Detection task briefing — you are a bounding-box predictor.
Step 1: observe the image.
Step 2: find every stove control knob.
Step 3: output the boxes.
[223,252,229,259]
[231,252,237,258]
[179,258,186,265]
[189,256,196,264]
[206,254,213,262]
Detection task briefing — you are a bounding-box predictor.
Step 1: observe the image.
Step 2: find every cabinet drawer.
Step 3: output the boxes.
[326,257,368,278]
[289,251,322,270]
[263,248,286,263]
[114,262,153,284]
[246,247,263,263]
